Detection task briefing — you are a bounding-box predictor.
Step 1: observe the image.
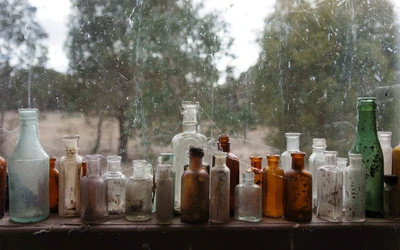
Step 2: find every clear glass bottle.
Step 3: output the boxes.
[345,154,366,222]
[8,108,49,223]
[158,153,175,216]
[104,155,126,218]
[284,152,312,222]
[0,155,6,219]
[80,155,108,224]
[262,154,284,218]
[181,146,209,223]
[308,138,326,211]
[378,131,392,175]
[58,135,83,217]
[317,151,343,222]
[350,97,384,217]
[49,156,59,213]
[210,152,230,223]
[383,175,400,220]
[250,156,262,187]
[234,170,262,222]
[172,101,207,214]
[337,157,348,211]
[281,132,301,173]
[125,160,153,221]
[155,164,173,224]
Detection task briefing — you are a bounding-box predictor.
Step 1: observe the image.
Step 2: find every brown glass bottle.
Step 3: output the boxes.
[213,135,239,215]
[82,160,87,177]
[181,146,209,223]
[250,156,263,187]
[284,152,312,222]
[263,154,284,218]
[0,155,6,219]
[49,156,59,213]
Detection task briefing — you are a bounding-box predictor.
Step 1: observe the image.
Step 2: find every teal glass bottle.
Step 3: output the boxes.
[350,97,384,217]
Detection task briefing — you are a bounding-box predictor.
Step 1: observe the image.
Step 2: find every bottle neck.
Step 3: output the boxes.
[292,157,305,170]
[182,123,197,133]
[312,146,325,153]
[19,119,39,141]
[356,109,377,135]
[287,137,299,151]
[268,160,279,169]
[349,158,363,168]
[243,172,255,185]
[250,157,262,170]
[189,156,203,170]
[219,143,230,153]
[87,160,101,177]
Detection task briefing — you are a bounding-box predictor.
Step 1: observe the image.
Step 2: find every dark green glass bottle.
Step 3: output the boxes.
[350,97,384,217]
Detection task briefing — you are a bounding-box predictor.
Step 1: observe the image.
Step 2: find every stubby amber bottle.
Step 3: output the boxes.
[214,135,239,215]
[262,154,284,218]
[181,146,209,223]
[284,152,312,222]
[0,155,6,219]
[49,156,59,213]
[250,156,263,187]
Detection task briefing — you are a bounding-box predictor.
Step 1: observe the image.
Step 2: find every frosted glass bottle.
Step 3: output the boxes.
[317,151,343,222]
[172,101,207,214]
[308,138,326,211]
[125,160,153,221]
[378,131,392,175]
[80,155,108,224]
[337,157,348,211]
[8,108,49,223]
[345,154,366,222]
[234,171,262,222]
[281,132,301,173]
[59,135,82,217]
[155,164,173,224]
[210,152,230,223]
[104,155,126,218]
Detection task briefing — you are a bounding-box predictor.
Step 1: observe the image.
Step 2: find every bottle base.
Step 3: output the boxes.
[10,214,49,223]
[317,214,342,222]
[125,215,151,221]
[234,215,261,222]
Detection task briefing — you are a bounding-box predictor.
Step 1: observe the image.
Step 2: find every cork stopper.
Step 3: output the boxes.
[189,146,204,158]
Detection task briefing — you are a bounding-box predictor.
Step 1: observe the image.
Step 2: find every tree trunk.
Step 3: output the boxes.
[117,108,129,162]
[91,116,103,154]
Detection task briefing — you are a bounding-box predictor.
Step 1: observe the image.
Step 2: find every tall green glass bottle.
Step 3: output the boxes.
[350,97,384,217]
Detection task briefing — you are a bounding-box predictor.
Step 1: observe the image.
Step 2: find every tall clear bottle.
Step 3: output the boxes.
[281,133,301,173]
[0,155,6,219]
[345,154,366,222]
[308,138,326,211]
[210,152,230,223]
[378,131,392,175]
[8,108,49,223]
[125,160,153,221]
[234,170,262,222]
[262,154,284,218]
[350,97,384,217]
[59,135,82,217]
[250,156,262,187]
[104,155,126,218]
[172,101,207,214]
[317,151,343,222]
[155,164,173,224]
[80,155,108,224]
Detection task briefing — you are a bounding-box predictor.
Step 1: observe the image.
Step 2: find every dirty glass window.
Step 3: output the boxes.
[0,0,399,171]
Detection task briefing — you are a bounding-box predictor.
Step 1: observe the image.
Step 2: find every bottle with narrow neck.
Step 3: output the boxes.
[234,170,262,222]
[59,135,82,217]
[172,101,207,214]
[262,154,284,218]
[104,155,126,218]
[49,156,59,213]
[210,152,230,223]
[309,138,326,211]
[8,108,49,223]
[250,156,262,187]
[378,131,392,175]
[350,97,384,217]
[281,133,301,172]
[80,155,108,224]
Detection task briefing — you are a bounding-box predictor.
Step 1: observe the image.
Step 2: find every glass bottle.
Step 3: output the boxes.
[284,152,312,222]
[234,170,262,222]
[281,132,301,173]
[213,134,239,215]
[172,101,207,214]
[155,164,173,224]
[181,146,209,223]
[250,156,262,187]
[210,152,230,223]
[125,160,153,221]
[345,154,366,222]
[49,156,59,213]
[378,131,392,175]
[393,142,400,193]
[383,174,400,220]
[8,108,49,223]
[308,138,326,210]
[104,155,126,218]
[317,151,343,222]
[59,135,83,217]
[158,153,175,216]
[0,155,6,219]
[337,157,348,211]
[350,97,384,217]
[262,154,284,218]
[80,155,108,224]
[82,160,87,177]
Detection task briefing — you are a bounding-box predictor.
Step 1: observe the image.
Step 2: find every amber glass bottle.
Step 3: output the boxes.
[181,146,209,223]
[284,152,312,222]
[213,135,239,215]
[250,156,263,187]
[49,156,59,213]
[262,154,284,218]
[82,160,87,177]
[0,155,6,219]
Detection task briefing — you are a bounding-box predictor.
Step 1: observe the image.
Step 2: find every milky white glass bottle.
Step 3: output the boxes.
[281,133,301,173]
[378,131,392,175]
[345,154,366,222]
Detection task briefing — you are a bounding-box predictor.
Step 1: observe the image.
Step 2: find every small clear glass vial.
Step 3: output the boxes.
[234,171,262,222]
[104,155,126,218]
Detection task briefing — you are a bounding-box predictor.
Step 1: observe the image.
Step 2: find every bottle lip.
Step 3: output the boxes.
[357,97,376,109]
[107,155,122,162]
[85,154,102,160]
[348,153,362,160]
[337,157,348,163]
[267,154,280,160]
[285,132,301,137]
[312,138,326,147]
[290,151,305,158]
[378,131,392,137]
[18,108,38,120]
[62,135,80,140]
[214,151,227,158]
[160,152,174,157]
